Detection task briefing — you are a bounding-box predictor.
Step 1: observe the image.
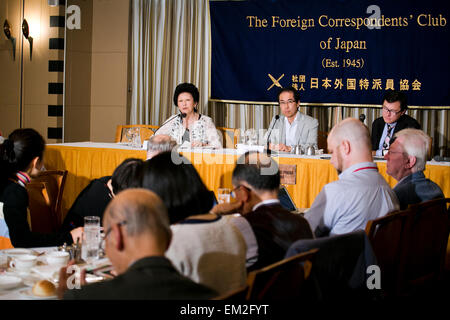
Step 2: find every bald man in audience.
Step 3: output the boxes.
[59,189,217,299]
[146,134,177,160]
[384,128,444,210]
[304,118,399,237]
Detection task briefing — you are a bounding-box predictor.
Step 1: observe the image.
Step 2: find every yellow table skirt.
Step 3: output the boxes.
[44,145,450,218]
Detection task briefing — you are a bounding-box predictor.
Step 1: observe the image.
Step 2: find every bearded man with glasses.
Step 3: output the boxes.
[371,90,420,156]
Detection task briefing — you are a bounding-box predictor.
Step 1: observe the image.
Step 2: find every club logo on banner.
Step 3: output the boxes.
[210,0,450,107]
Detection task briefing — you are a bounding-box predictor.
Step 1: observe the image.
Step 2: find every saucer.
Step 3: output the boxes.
[19,288,56,300]
[6,267,32,276]
[0,275,22,290]
[1,248,34,258]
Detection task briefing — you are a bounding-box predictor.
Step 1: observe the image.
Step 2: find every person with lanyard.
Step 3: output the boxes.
[304,118,399,237]
[371,90,420,156]
[154,83,222,149]
[0,128,83,249]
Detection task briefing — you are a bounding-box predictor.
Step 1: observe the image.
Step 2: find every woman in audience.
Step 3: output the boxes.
[140,152,246,295]
[155,83,222,149]
[60,158,144,232]
[0,128,83,248]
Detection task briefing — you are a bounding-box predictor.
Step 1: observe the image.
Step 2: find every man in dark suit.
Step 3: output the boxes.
[211,152,313,271]
[59,188,217,299]
[384,129,444,210]
[371,90,420,156]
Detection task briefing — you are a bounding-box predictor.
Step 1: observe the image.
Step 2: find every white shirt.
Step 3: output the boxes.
[252,199,280,211]
[304,162,399,236]
[285,112,299,147]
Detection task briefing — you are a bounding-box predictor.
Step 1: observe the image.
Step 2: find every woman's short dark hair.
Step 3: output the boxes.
[140,152,214,224]
[0,128,45,181]
[173,82,200,108]
[111,158,144,195]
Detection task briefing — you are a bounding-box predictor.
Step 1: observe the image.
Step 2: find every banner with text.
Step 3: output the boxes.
[209,0,450,107]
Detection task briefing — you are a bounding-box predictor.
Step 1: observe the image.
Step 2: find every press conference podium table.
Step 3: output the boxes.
[44,142,450,216]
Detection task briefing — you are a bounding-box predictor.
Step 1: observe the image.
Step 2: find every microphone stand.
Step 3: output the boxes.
[153,113,184,136]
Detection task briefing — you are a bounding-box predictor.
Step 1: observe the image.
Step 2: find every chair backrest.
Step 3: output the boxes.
[365,209,410,296]
[217,127,239,149]
[397,198,449,295]
[115,125,159,143]
[32,170,68,228]
[26,181,55,233]
[246,248,318,300]
[212,285,248,301]
[286,230,379,301]
[317,130,328,151]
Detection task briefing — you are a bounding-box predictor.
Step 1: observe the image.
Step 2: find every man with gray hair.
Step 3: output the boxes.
[305,118,399,237]
[384,128,444,210]
[146,134,177,160]
[59,188,217,299]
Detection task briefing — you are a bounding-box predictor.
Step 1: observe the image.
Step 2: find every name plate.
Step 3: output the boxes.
[279,164,297,185]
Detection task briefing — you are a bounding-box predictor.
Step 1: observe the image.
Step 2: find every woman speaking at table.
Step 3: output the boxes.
[0,128,83,249]
[155,83,222,149]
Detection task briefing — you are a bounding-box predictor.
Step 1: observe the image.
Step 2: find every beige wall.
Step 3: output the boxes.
[0,0,64,143]
[65,0,93,142]
[65,0,130,142]
[0,0,23,137]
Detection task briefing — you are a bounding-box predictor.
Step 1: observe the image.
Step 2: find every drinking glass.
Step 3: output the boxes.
[83,216,101,262]
[217,188,231,204]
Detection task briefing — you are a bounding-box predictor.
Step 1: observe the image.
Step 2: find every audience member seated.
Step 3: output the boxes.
[155,83,222,149]
[211,151,313,271]
[60,158,144,232]
[304,118,399,237]
[0,128,83,248]
[385,128,444,210]
[265,87,318,152]
[140,152,246,295]
[59,189,217,299]
[371,90,420,156]
[285,230,380,301]
[146,134,177,160]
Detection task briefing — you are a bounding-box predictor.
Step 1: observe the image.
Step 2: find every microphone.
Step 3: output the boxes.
[266,115,280,156]
[153,113,184,136]
[359,114,366,123]
[433,155,450,162]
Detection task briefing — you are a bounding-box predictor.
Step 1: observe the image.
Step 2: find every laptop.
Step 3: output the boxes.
[278,185,298,212]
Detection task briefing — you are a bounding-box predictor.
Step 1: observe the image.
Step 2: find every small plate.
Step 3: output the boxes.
[19,288,57,300]
[0,275,22,290]
[6,267,31,276]
[1,248,34,258]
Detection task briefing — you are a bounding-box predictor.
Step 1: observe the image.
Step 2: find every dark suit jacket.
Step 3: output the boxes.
[244,203,313,272]
[63,256,217,300]
[371,114,420,151]
[394,171,444,210]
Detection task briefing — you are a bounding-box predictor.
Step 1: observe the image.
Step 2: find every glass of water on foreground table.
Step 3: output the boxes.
[83,216,101,263]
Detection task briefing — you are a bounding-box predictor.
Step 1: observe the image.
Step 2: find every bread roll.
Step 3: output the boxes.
[32,280,56,297]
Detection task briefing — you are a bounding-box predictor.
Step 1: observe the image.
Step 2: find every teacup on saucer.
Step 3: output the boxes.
[46,251,69,266]
[9,254,37,272]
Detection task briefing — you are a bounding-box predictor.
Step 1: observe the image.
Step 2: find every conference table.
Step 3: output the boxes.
[44,142,450,216]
